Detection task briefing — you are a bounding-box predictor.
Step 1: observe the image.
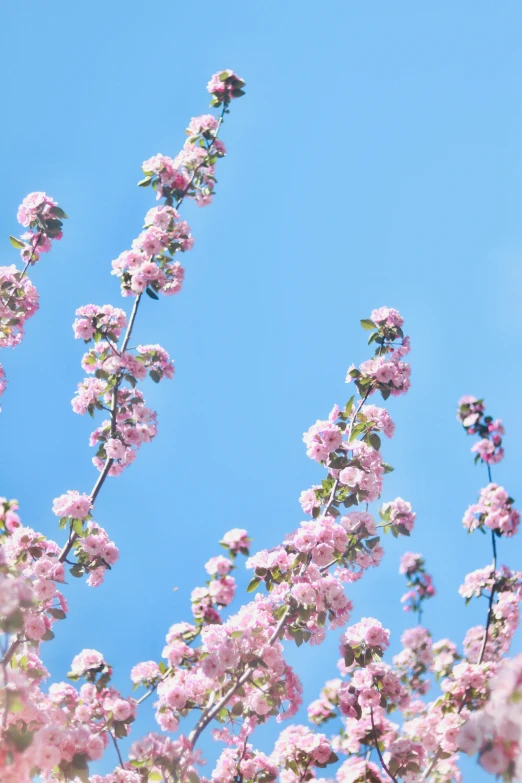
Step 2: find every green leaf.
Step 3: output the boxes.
[49,205,68,219]
[137,176,153,187]
[48,608,66,620]
[382,462,394,473]
[343,395,355,417]
[72,519,84,536]
[349,422,366,441]
[70,564,84,578]
[219,71,230,81]
[368,432,381,450]
[397,523,411,537]
[9,236,25,249]
[247,576,261,593]
[145,287,159,300]
[41,629,55,642]
[360,319,376,330]
[6,726,34,752]
[149,369,161,383]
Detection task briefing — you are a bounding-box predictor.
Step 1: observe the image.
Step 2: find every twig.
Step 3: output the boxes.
[370,708,398,783]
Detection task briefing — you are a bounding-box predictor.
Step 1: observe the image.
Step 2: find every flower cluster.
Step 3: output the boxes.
[111,205,191,296]
[189,533,250,624]
[458,653,522,779]
[336,756,388,783]
[0,266,39,349]
[13,191,67,264]
[1,194,66,408]
[1,502,137,782]
[457,396,504,465]
[393,626,433,695]
[96,307,413,783]
[340,617,390,668]
[463,482,519,537]
[399,552,436,616]
[50,490,119,586]
[379,497,416,537]
[212,740,278,783]
[73,304,127,342]
[347,307,411,399]
[207,69,246,107]
[271,724,338,778]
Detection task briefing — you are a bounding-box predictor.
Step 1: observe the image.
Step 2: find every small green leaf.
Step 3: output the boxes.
[360,319,376,330]
[9,236,25,250]
[41,629,55,642]
[247,577,261,593]
[72,519,84,536]
[145,287,159,300]
[149,369,161,383]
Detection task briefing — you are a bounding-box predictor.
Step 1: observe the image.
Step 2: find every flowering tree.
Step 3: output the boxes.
[1,72,521,783]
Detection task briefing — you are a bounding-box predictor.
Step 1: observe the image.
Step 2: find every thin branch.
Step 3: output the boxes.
[477,530,497,665]
[110,730,125,768]
[370,708,398,783]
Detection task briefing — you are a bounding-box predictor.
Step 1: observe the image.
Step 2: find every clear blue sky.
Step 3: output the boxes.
[1,2,521,780]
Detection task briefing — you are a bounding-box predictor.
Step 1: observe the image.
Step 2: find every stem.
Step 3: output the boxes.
[189,388,376,750]
[370,708,398,783]
[58,114,227,564]
[188,606,289,748]
[110,730,125,768]
[3,234,41,310]
[62,108,227,556]
[1,106,231,686]
[324,387,372,515]
[1,638,21,668]
[477,530,497,665]
[422,460,497,779]
[477,461,497,665]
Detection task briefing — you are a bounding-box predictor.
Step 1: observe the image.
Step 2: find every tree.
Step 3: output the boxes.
[0,72,520,783]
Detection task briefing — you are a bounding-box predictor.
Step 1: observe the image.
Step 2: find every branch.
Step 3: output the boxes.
[477,531,497,665]
[188,606,289,748]
[370,708,398,783]
[188,388,376,749]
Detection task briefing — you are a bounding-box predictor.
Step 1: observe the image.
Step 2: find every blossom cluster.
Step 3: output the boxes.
[463,482,520,537]
[399,552,436,617]
[13,191,67,264]
[300,310,411,530]
[457,395,505,465]
[111,205,191,296]
[207,69,246,107]
[458,653,522,779]
[1,193,67,408]
[96,307,414,783]
[0,70,249,783]
[347,307,411,400]
[393,626,433,696]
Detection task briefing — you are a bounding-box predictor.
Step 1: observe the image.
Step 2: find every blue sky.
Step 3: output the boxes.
[1,2,522,780]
